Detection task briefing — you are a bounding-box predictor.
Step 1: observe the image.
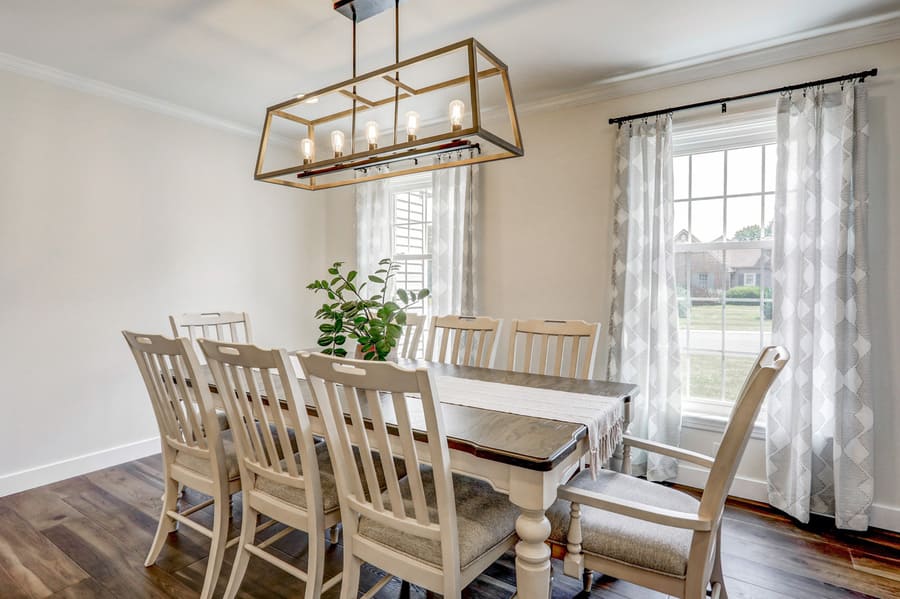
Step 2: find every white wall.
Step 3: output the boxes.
[321,39,900,529]
[0,69,328,495]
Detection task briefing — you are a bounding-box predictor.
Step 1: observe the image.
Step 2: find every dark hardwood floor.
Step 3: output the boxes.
[1,455,898,598]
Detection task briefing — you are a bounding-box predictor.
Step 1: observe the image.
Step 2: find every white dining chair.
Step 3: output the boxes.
[170,311,253,361]
[548,346,790,599]
[424,314,501,368]
[199,339,342,599]
[400,312,426,359]
[298,352,519,599]
[506,318,601,379]
[122,331,241,599]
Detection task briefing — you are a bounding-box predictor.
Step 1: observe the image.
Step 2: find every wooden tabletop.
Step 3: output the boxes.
[200,358,636,472]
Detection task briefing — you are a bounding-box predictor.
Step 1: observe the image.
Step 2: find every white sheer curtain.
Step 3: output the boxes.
[607,115,682,482]
[767,83,873,530]
[355,168,392,280]
[431,158,478,315]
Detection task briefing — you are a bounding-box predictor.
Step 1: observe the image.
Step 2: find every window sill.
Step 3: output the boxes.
[682,411,766,440]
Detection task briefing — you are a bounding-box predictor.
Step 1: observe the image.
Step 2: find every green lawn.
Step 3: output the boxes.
[680,303,771,332]
[684,353,758,401]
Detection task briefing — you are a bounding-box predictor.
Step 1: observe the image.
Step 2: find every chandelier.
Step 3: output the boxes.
[253,0,524,191]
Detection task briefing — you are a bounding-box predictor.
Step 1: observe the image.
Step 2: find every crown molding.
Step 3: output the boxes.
[0,51,259,138]
[514,10,900,116]
[3,9,899,137]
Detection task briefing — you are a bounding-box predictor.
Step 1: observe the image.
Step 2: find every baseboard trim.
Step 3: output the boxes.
[676,463,900,532]
[0,437,161,498]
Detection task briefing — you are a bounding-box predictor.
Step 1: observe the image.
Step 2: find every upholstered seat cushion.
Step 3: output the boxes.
[357,466,518,568]
[256,445,407,514]
[547,469,700,577]
[174,430,241,480]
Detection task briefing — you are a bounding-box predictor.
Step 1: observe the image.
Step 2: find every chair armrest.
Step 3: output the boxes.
[557,485,712,531]
[623,435,715,469]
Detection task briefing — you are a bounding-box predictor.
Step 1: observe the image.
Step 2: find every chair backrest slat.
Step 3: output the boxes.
[299,352,460,570]
[400,313,426,359]
[507,319,601,379]
[123,331,226,479]
[425,315,501,368]
[199,340,322,519]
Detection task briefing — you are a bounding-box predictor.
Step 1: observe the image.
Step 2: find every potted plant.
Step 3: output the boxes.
[307,258,429,361]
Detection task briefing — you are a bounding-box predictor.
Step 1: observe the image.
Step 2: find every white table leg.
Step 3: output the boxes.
[514,508,553,599]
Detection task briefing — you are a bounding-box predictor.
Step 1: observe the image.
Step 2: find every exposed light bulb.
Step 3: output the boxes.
[365,121,379,150]
[405,111,420,142]
[449,99,465,132]
[304,97,319,104]
[300,138,314,165]
[331,130,345,158]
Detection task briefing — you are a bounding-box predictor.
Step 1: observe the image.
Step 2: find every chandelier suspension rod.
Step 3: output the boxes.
[608,67,878,126]
[392,0,400,145]
[350,6,358,154]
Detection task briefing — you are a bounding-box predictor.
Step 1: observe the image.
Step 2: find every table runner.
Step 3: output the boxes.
[435,376,624,477]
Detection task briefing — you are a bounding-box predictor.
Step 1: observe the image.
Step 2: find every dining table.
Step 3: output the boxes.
[199,356,637,599]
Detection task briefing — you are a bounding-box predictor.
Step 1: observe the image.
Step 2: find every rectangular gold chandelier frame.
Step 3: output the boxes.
[254,37,523,191]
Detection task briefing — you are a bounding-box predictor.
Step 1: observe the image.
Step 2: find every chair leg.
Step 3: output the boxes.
[399,580,411,599]
[223,498,257,599]
[340,555,361,599]
[145,475,178,567]
[199,497,230,599]
[305,525,326,599]
[710,527,728,599]
[582,569,594,592]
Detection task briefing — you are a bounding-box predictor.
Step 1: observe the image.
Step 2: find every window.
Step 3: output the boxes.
[673,112,775,420]
[390,173,433,317]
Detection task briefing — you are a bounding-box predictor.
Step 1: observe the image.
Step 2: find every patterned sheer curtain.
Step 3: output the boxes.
[607,115,682,482]
[431,157,478,315]
[356,168,392,279]
[767,83,873,530]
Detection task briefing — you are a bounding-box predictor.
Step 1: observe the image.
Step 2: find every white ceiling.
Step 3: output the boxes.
[1,0,897,128]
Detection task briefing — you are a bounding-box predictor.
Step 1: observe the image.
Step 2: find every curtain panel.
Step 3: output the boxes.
[355,168,393,280]
[432,159,479,316]
[607,115,683,482]
[766,83,873,530]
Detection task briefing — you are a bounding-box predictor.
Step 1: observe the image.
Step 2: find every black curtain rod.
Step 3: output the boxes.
[608,68,878,126]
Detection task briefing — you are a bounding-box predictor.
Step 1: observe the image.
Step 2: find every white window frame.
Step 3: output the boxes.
[389,172,433,319]
[673,108,776,436]
[743,272,757,287]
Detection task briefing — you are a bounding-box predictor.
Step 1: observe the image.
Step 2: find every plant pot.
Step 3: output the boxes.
[354,344,398,362]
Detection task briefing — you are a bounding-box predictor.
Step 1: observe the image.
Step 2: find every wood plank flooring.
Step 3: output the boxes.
[1,455,898,598]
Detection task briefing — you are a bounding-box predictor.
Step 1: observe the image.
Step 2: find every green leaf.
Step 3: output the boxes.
[418,289,430,299]
[334,335,347,345]
[363,352,375,360]
[328,267,339,275]
[334,348,348,357]
[396,311,407,326]
[317,336,334,346]
[321,347,334,355]
[383,301,399,313]
[368,275,385,284]
[387,323,403,337]
[347,270,357,282]
[397,289,409,303]
[319,323,335,333]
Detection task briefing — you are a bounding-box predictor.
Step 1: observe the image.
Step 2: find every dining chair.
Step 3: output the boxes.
[122,331,241,599]
[298,352,520,599]
[198,338,343,599]
[424,314,501,368]
[547,346,789,599]
[506,318,601,379]
[170,311,253,361]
